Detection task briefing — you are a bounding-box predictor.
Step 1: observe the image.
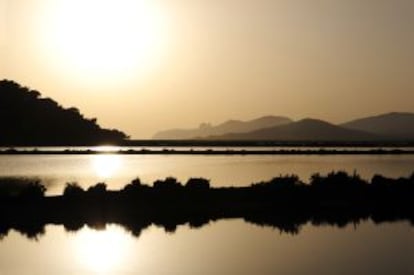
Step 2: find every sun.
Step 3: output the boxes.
[40,0,168,82]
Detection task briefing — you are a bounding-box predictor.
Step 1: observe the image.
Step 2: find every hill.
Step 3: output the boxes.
[0,80,128,145]
[153,116,292,139]
[210,119,380,141]
[342,112,414,140]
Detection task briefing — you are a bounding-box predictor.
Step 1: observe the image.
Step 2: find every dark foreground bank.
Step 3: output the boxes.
[0,171,413,239]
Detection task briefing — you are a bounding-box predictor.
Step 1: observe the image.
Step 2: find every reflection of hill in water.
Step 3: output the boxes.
[0,172,413,240]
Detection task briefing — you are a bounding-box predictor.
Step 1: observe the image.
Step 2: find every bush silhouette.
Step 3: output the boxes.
[310,171,367,187]
[19,181,46,199]
[122,178,149,193]
[252,175,303,190]
[87,183,107,196]
[153,177,182,190]
[0,177,42,197]
[185,178,210,190]
[371,174,391,188]
[63,182,85,198]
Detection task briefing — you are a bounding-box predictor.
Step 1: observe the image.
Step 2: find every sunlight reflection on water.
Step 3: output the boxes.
[0,154,414,195]
[72,225,133,274]
[91,154,123,180]
[0,221,412,274]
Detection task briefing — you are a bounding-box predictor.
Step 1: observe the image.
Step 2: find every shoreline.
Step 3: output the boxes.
[0,172,413,239]
[2,148,414,155]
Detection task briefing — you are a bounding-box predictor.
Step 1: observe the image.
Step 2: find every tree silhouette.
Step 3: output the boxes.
[0,79,128,145]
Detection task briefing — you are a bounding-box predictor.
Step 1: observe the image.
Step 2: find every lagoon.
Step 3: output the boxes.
[0,151,413,274]
[0,153,413,195]
[0,220,412,274]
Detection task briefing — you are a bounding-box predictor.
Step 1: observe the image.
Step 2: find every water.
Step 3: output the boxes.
[0,220,412,274]
[0,151,413,274]
[0,154,413,194]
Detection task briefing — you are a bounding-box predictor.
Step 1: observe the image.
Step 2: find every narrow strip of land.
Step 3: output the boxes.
[0,172,413,239]
[1,148,414,155]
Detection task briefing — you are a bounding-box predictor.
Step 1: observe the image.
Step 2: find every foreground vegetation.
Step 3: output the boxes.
[0,171,413,239]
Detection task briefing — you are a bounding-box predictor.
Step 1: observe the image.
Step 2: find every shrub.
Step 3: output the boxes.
[122,178,148,193]
[87,182,107,195]
[153,177,182,190]
[185,178,210,190]
[63,182,84,197]
[19,181,46,199]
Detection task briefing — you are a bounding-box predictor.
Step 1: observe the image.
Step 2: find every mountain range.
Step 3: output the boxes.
[341,112,414,140]
[153,116,292,139]
[2,79,413,144]
[153,112,414,141]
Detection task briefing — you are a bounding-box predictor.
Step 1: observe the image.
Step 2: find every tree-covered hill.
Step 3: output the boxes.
[0,80,128,145]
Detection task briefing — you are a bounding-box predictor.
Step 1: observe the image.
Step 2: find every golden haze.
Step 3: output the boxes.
[1,0,414,138]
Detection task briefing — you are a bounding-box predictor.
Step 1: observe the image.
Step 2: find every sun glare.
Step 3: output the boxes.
[92,145,121,153]
[91,154,122,179]
[73,226,133,274]
[40,0,168,82]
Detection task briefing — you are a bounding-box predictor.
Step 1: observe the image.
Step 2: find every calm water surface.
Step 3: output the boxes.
[0,154,413,194]
[0,220,412,274]
[0,152,413,274]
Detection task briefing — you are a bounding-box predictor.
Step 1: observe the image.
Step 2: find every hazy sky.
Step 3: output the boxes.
[1,0,414,138]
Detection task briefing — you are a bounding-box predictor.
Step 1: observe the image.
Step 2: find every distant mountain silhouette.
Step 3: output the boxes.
[209,119,380,141]
[342,112,414,140]
[153,116,292,139]
[0,80,128,145]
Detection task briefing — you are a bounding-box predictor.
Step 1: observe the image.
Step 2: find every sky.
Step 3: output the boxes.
[1,0,414,138]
